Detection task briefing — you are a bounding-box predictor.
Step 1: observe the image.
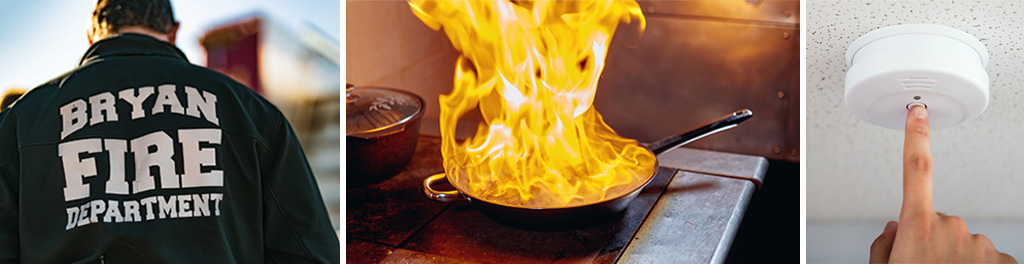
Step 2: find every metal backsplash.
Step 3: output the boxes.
[596,0,800,161]
[346,0,800,162]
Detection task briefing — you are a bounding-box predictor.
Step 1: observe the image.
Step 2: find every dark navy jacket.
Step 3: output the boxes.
[0,33,339,263]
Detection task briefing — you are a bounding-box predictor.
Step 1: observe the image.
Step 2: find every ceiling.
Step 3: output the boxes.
[807,0,1024,221]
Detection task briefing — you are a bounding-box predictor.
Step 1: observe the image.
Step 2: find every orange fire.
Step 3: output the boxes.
[409,0,654,207]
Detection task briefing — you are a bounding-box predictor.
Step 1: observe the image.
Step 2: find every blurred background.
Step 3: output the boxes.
[0,1,341,232]
[807,0,1024,262]
[347,0,799,261]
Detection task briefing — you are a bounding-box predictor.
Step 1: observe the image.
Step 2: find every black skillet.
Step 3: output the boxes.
[423,109,753,230]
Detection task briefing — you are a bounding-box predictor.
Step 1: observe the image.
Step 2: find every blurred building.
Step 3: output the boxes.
[0,87,26,111]
[200,13,341,230]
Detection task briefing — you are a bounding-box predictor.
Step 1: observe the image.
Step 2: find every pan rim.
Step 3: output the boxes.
[444,147,660,210]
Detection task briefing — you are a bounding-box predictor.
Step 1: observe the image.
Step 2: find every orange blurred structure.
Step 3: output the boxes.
[199,13,341,230]
[0,88,26,111]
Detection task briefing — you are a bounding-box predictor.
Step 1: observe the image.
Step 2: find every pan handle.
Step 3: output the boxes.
[423,173,469,203]
[646,109,753,155]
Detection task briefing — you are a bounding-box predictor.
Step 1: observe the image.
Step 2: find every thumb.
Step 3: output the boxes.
[870,221,899,263]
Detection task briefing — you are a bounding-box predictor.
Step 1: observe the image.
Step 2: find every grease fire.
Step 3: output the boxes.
[409,0,652,207]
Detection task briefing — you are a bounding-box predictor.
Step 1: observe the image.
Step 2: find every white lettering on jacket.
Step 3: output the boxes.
[61,85,218,140]
[57,84,225,230]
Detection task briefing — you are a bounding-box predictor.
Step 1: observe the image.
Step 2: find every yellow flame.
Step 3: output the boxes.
[409,0,655,208]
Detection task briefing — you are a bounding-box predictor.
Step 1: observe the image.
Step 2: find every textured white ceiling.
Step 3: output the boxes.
[807,0,1024,221]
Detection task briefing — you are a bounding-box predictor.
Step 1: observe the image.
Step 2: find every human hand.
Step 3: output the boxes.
[869,105,1016,263]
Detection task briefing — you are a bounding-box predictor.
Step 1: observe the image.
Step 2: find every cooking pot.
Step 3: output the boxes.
[423,109,753,230]
[347,84,425,185]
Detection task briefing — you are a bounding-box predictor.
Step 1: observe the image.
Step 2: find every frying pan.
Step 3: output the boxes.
[423,109,753,230]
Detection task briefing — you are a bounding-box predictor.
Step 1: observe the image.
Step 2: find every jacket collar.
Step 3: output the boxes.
[78,33,189,67]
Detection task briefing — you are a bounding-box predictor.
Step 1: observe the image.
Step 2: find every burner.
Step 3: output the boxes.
[347,135,767,263]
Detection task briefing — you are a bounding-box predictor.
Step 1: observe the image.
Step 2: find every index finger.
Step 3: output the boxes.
[901,105,934,220]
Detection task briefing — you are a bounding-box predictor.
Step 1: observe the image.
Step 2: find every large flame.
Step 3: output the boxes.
[409,0,655,208]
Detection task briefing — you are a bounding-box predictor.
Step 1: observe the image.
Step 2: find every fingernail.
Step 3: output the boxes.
[884,221,896,230]
[913,106,927,119]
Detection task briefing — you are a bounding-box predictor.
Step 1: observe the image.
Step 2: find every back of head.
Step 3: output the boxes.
[89,0,176,40]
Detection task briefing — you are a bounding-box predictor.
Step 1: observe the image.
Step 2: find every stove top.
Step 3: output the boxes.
[347,135,767,264]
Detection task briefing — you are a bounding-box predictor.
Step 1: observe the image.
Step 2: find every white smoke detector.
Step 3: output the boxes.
[845,24,989,130]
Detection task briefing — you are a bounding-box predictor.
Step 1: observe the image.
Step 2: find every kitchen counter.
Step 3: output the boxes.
[347,135,767,264]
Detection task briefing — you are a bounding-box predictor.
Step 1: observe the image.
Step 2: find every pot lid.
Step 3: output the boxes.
[346,85,424,137]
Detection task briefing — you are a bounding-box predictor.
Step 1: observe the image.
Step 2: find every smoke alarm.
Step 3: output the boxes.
[845,24,989,130]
